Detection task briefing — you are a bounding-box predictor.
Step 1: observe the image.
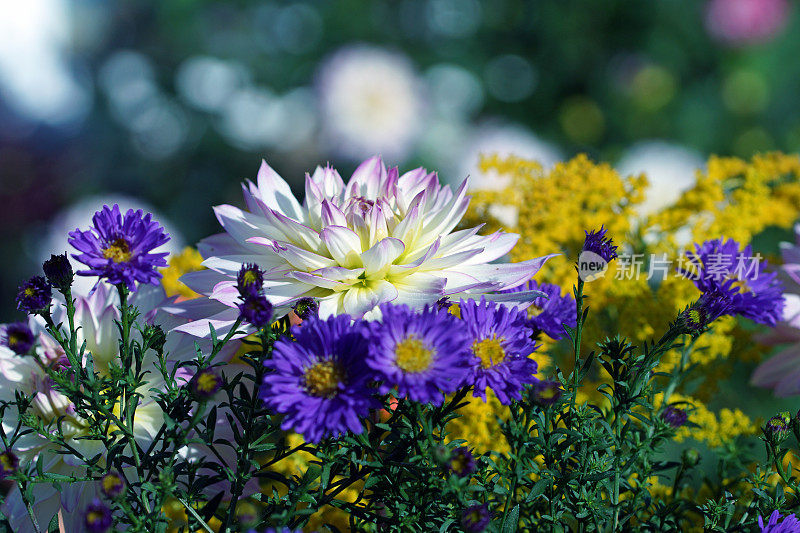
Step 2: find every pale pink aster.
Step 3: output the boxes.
[0,284,197,530]
[752,224,800,396]
[171,156,554,338]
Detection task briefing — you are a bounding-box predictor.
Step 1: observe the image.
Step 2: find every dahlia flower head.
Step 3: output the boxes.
[175,156,553,337]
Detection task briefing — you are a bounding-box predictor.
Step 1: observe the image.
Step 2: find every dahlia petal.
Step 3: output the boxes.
[751,346,800,389]
[268,241,337,270]
[347,155,386,200]
[456,255,557,289]
[321,225,363,268]
[321,199,348,228]
[197,232,252,258]
[287,271,353,290]
[342,282,397,317]
[460,232,520,265]
[255,159,304,220]
[362,238,405,276]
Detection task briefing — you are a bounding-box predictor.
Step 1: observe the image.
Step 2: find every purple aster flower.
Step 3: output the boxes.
[679,238,784,326]
[84,498,113,532]
[238,294,273,328]
[459,298,540,405]
[461,503,491,532]
[502,279,576,340]
[765,412,791,442]
[264,528,301,533]
[15,276,52,314]
[68,204,170,291]
[760,510,800,533]
[2,322,35,355]
[237,263,265,298]
[291,297,319,320]
[42,253,73,292]
[448,447,476,478]
[100,472,125,499]
[531,379,563,407]
[365,303,472,405]
[260,314,379,443]
[583,225,619,263]
[0,450,19,479]
[661,406,688,428]
[679,288,736,335]
[191,369,222,400]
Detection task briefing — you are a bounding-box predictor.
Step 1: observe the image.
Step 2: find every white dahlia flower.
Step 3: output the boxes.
[174,156,553,337]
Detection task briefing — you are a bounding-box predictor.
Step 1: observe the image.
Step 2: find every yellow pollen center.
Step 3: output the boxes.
[242,271,258,285]
[451,455,469,474]
[472,336,506,369]
[102,475,121,494]
[688,309,702,324]
[24,288,34,297]
[304,360,345,398]
[0,454,14,470]
[527,304,544,317]
[87,511,104,524]
[196,372,219,393]
[103,238,132,263]
[394,336,434,373]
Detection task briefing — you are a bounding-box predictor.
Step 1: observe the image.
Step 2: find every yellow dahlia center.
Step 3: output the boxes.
[103,238,132,263]
[304,360,345,398]
[472,336,506,369]
[395,336,434,373]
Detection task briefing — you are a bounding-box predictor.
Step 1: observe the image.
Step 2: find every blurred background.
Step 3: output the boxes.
[0,0,797,315]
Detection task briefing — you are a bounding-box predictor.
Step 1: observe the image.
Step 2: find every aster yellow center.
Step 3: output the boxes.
[24,288,35,297]
[0,453,14,470]
[7,334,22,348]
[394,336,433,373]
[242,270,258,285]
[103,238,132,263]
[196,372,219,394]
[472,336,506,369]
[87,510,105,525]
[304,360,345,398]
[688,309,702,325]
[102,474,122,494]
[450,455,470,474]
[527,304,544,318]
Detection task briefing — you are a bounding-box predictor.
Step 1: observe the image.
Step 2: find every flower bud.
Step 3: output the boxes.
[765,412,792,442]
[42,253,74,292]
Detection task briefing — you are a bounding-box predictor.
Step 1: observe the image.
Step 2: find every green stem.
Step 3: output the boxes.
[571,277,585,412]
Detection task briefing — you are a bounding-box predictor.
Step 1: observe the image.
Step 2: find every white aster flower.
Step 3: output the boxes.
[174,156,553,337]
[0,284,182,530]
[317,45,425,161]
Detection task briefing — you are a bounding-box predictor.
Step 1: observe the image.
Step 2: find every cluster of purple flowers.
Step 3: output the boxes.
[260,296,553,443]
[679,238,785,331]
[236,263,273,328]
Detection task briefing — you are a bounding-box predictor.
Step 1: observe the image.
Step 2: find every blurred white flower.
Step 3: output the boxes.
[175,56,250,112]
[317,45,425,161]
[36,195,184,296]
[616,141,705,216]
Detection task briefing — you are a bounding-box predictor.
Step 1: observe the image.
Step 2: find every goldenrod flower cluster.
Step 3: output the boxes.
[456,152,800,452]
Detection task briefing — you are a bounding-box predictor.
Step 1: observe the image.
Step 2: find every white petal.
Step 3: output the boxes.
[255,160,304,219]
[362,238,405,276]
[321,225,363,268]
[342,281,398,317]
[454,255,557,289]
[266,241,336,270]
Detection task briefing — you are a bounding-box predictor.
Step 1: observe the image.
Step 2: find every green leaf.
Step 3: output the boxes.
[501,505,520,533]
